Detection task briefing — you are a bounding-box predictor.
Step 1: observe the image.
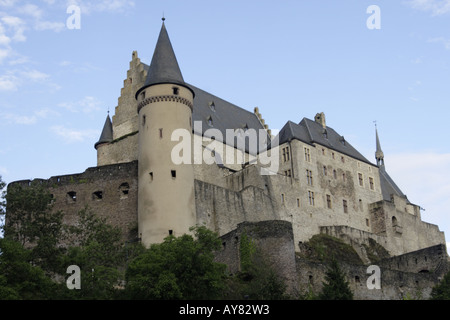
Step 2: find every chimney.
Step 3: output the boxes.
[315,112,326,128]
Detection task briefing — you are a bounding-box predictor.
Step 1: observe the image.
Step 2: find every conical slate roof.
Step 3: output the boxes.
[136,21,188,98]
[94,114,113,149]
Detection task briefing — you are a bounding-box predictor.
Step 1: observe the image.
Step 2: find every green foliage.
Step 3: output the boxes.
[299,234,363,265]
[62,207,130,299]
[430,271,450,300]
[0,237,60,299]
[223,232,288,300]
[318,259,353,300]
[125,226,227,300]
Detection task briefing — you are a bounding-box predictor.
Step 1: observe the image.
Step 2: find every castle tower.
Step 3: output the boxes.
[135,20,196,246]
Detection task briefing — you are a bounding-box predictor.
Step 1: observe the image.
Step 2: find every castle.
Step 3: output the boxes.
[8,20,448,299]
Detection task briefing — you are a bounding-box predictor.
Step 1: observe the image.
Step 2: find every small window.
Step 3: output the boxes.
[281,193,285,205]
[67,191,77,203]
[308,191,315,206]
[149,172,153,181]
[171,170,176,179]
[323,166,327,176]
[209,101,216,112]
[359,199,363,211]
[326,194,332,209]
[159,128,163,139]
[358,173,364,186]
[343,199,348,213]
[207,116,213,127]
[342,173,346,182]
[172,87,179,95]
[304,147,311,162]
[142,115,146,126]
[119,183,130,198]
[140,91,146,100]
[297,198,300,207]
[333,169,337,179]
[306,170,313,186]
[169,230,173,235]
[366,219,370,227]
[92,191,103,200]
[341,156,345,163]
[332,152,335,159]
[369,177,374,190]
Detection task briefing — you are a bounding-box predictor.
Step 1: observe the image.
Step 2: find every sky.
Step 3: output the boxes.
[0,0,449,248]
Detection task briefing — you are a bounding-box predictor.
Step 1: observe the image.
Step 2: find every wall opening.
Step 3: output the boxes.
[67,191,77,203]
[171,170,176,179]
[119,182,130,198]
[92,191,103,200]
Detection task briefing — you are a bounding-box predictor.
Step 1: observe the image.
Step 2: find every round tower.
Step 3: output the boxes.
[136,21,196,247]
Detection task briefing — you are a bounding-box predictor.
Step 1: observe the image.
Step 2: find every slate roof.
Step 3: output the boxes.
[379,166,409,202]
[275,118,372,165]
[94,114,113,149]
[136,22,189,98]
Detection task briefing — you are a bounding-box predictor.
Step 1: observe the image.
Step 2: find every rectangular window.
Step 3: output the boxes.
[149,172,153,181]
[282,147,290,162]
[284,169,291,177]
[159,128,163,139]
[297,198,300,207]
[333,169,337,179]
[358,173,364,186]
[343,199,348,213]
[308,191,315,206]
[326,194,332,209]
[306,170,313,186]
[304,147,311,162]
[369,177,374,190]
[323,165,327,176]
[171,170,176,179]
[281,193,285,205]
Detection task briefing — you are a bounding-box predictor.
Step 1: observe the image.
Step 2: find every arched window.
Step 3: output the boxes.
[392,216,398,227]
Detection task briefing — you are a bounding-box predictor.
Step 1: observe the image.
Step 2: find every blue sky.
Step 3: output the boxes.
[1,0,450,246]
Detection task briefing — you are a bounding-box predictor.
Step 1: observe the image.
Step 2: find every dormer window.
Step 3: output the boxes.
[207,116,213,127]
[209,101,216,112]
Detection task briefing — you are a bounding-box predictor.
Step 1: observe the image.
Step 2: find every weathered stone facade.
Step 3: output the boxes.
[6,22,449,299]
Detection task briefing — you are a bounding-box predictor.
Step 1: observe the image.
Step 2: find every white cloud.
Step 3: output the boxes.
[50,125,99,143]
[386,152,450,234]
[66,0,135,14]
[407,0,450,15]
[59,96,103,113]
[0,74,18,91]
[428,36,450,50]
[1,112,37,124]
[1,16,26,42]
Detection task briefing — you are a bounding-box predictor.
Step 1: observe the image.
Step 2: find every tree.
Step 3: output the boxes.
[318,259,353,300]
[3,181,65,274]
[430,271,450,300]
[62,207,132,299]
[125,226,227,300]
[0,237,61,299]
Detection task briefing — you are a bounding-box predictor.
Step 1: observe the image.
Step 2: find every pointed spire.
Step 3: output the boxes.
[138,20,185,94]
[94,114,113,149]
[375,123,384,167]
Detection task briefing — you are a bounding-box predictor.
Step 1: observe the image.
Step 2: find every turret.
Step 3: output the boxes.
[136,20,196,246]
[375,125,384,167]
